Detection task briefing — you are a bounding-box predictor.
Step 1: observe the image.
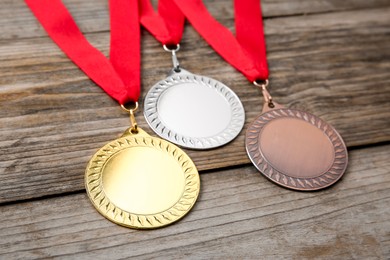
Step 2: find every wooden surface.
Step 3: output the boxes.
[0,0,389,259]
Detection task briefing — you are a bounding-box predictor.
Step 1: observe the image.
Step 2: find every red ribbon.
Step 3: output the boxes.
[140,0,185,45]
[173,0,269,82]
[24,0,140,104]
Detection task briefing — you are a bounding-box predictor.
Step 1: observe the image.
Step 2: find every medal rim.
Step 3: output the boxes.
[85,130,200,229]
[245,108,348,191]
[144,69,245,150]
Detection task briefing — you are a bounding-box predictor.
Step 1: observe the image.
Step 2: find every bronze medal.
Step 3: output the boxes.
[245,83,348,191]
[166,1,350,191]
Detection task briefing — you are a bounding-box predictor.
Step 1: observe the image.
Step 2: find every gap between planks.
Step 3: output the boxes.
[0,144,388,259]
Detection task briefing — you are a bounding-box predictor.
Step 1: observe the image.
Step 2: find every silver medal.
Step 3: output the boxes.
[143,45,244,149]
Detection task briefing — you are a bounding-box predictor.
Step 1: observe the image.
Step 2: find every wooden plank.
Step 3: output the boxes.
[0,144,388,259]
[1,0,389,40]
[1,7,390,203]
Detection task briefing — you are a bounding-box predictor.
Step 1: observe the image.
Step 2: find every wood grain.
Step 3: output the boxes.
[1,1,389,258]
[2,0,389,40]
[1,5,389,203]
[0,144,388,259]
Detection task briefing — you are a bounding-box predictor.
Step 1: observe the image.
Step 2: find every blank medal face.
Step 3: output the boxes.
[246,108,348,191]
[102,146,185,215]
[144,69,245,149]
[85,129,200,229]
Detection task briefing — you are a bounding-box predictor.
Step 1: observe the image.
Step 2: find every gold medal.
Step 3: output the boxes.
[85,104,200,229]
[26,0,200,229]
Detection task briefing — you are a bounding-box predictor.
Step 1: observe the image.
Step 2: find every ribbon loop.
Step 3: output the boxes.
[172,0,269,81]
[140,0,185,45]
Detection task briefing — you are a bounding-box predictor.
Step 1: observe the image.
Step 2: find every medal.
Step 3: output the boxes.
[85,124,199,229]
[26,0,200,228]
[140,0,245,149]
[246,87,348,191]
[176,0,348,190]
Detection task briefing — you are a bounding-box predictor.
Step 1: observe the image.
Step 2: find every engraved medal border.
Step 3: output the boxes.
[144,69,245,149]
[246,108,348,191]
[85,129,200,229]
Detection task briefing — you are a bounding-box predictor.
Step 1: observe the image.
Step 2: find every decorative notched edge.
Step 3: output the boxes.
[144,71,245,149]
[85,136,200,229]
[246,108,348,191]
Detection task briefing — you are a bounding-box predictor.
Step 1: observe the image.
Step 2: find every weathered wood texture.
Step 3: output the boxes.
[0,0,390,258]
[1,2,389,203]
[0,145,389,259]
[2,0,389,40]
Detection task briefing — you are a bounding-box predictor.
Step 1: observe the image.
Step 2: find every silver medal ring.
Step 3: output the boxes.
[144,69,245,149]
